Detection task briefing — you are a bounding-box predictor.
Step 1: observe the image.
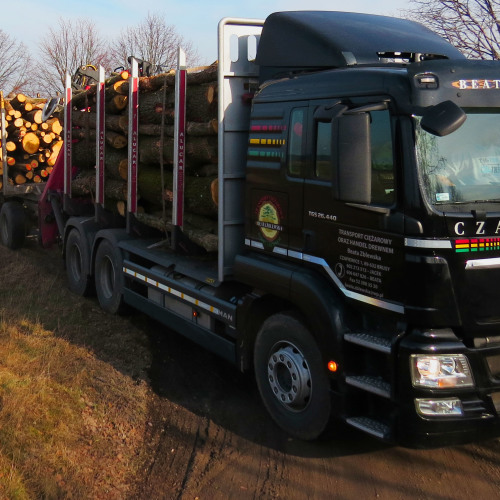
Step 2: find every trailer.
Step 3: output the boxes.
[2,11,500,447]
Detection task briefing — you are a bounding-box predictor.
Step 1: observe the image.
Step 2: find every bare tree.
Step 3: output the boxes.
[0,30,33,94]
[35,17,110,95]
[110,12,200,74]
[407,0,500,59]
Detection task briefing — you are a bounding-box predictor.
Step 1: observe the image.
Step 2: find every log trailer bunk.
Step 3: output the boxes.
[2,11,500,447]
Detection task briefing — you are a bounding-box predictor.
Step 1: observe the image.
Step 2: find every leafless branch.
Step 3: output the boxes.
[109,12,200,74]
[406,0,500,59]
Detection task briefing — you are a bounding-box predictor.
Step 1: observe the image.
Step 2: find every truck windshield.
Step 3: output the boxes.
[415,111,500,206]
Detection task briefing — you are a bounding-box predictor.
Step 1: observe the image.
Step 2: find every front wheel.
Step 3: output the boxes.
[254,313,331,440]
[94,239,125,314]
[0,202,26,249]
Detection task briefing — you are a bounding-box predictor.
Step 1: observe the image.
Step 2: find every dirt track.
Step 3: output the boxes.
[133,316,500,500]
[6,241,500,499]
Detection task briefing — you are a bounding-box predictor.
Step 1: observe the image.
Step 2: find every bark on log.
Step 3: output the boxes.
[73,128,128,149]
[9,94,27,110]
[137,165,218,217]
[134,211,218,252]
[138,83,217,124]
[137,119,217,137]
[72,111,128,134]
[113,64,218,96]
[139,135,218,166]
[25,109,43,124]
[72,139,128,180]
[72,173,127,200]
[106,95,128,114]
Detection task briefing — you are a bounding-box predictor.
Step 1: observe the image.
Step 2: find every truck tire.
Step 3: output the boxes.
[94,238,125,314]
[0,202,26,250]
[65,229,92,296]
[254,312,331,440]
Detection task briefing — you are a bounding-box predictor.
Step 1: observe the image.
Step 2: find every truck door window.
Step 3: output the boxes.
[288,108,306,176]
[316,121,331,180]
[314,109,395,204]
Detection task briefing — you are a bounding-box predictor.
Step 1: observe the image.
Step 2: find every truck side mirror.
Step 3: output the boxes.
[420,100,466,137]
[332,113,371,204]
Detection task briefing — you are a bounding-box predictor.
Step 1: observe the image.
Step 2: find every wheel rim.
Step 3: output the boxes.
[100,255,115,299]
[267,341,312,412]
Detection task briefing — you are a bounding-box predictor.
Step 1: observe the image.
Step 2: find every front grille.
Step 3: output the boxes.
[462,398,490,418]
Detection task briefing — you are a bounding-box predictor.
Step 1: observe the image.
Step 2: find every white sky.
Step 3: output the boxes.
[2,0,412,65]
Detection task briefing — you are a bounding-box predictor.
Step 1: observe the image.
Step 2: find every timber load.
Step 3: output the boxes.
[69,63,220,252]
[0,93,63,190]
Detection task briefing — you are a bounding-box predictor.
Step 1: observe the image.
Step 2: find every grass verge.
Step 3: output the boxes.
[0,243,151,499]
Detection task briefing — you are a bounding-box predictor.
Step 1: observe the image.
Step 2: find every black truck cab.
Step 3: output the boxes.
[239,12,500,446]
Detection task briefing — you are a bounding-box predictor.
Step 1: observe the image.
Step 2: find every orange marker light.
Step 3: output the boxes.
[328,361,338,372]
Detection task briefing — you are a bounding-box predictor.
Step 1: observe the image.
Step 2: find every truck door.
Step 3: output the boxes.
[246,103,306,252]
[302,100,405,312]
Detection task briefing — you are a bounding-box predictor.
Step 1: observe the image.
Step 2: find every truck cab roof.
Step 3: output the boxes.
[256,11,465,82]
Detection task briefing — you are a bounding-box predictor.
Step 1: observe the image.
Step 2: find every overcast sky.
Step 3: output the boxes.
[2,0,412,65]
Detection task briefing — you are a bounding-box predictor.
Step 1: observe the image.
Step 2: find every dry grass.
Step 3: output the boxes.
[0,243,152,499]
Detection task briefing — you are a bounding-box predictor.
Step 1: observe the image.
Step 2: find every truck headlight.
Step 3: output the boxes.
[410,354,474,388]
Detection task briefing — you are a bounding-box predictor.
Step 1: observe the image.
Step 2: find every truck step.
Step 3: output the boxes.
[344,332,392,354]
[345,375,391,398]
[345,416,391,440]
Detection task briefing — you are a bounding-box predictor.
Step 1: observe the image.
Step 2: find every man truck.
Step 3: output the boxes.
[2,11,500,447]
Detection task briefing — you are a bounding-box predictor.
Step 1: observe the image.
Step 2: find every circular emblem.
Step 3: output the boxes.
[256,196,283,242]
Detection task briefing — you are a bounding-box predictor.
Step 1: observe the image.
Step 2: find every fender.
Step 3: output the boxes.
[233,252,345,356]
[91,228,131,273]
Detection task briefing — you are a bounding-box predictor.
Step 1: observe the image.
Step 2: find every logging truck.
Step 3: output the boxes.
[2,11,500,447]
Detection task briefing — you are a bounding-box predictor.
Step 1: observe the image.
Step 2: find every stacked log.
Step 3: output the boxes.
[69,64,220,252]
[0,93,63,188]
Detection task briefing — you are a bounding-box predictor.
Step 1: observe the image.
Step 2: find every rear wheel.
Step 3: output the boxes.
[254,312,331,440]
[0,202,26,249]
[65,229,92,296]
[94,239,125,314]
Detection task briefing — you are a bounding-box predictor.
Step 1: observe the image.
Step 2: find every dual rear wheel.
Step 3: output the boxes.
[65,231,124,314]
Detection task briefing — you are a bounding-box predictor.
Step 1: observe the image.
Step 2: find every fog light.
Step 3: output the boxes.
[416,398,464,417]
[410,354,474,388]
